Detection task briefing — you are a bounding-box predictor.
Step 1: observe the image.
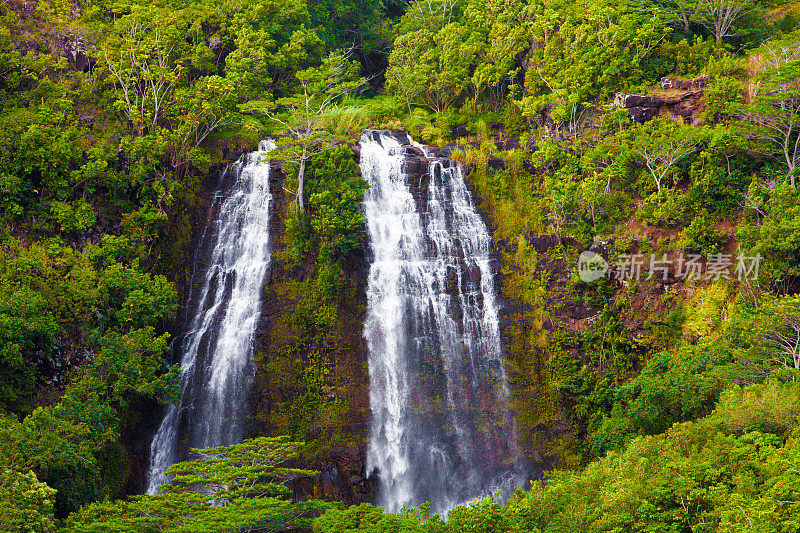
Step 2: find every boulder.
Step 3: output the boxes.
[488,155,506,170]
[614,87,705,125]
[660,76,709,90]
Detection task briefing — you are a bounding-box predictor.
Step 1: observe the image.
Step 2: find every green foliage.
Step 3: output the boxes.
[308,0,391,67]
[50,200,96,234]
[347,380,800,533]
[0,286,56,414]
[583,304,640,379]
[97,264,177,330]
[732,51,800,185]
[387,20,481,113]
[638,189,690,226]
[569,275,615,308]
[387,0,673,119]
[447,497,523,533]
[683,283,732,339]
[702,75,744,124]
[313,502,432,532]
[0,318,179,516]
[678,212,727,255]
[686,135,749,217]
[65,437,330,532]
[0,0,797,526]
[632,118,702,195]
[306,146,368,262]
[250,51,365,212]
[726,295,800,382]
[662,36,718,77]
[507,380,800,532]
[0,466,56,533]
[1,405,113,517]
[519,0,669,128]
[262,143,366,446]
[589,340,731,458]
[738,180,800,280]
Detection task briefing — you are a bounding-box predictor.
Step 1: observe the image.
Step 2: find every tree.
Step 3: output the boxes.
[306,146,369,261]
[692,0,756,44]
[102,8,186,136]
[399,0,462,34]
[761,296,800,376]
[0,287,56,414]
[64,437,330,533]
[169,75,239,180]
[519,0,667,135]
[729,296,800,380]
[386,2,481,113]
[653,0,694,33]
[307,0,391,67]
[735,60,800,186]
[578,171,611,232]
[633,119,700,194]
[1,405,114,518]
[245,52,364,212]
[313,502,437,533]
[224,2,323,102]
[0,466,56,533]
[751,33,800,72]
[385,32,428,113]
[465,0,529,112]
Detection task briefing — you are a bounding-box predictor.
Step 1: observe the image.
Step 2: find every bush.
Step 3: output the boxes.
[501,101,527,138]
[637,189,689,227]
[51,199,96,233]
[306,146,368,262]
[678,213,726,255]
[687,154,747,216]
[701,76,745,124]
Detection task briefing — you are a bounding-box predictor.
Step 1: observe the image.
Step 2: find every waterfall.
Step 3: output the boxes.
[146,140,275,494]
[360,130,521,514]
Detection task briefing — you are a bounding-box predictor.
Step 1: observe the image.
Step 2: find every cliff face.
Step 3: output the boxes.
[441,120,705,467]
[157,127,695,500]
[252,155,375,505]
[614,76,709,125]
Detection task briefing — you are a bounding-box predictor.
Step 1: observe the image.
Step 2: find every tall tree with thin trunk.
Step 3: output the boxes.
[633,119,699,194]
[735,60,800,186]
[692,0,756,44]
[245,52,364,212]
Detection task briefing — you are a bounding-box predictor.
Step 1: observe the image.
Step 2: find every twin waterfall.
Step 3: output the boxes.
[147,141,275,493]
[146,132,520,512]
[361,131,519,513]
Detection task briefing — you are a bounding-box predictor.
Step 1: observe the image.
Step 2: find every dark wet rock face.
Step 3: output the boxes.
[253,144,374,506]
[614,78,707,125]
[61,34,92,71]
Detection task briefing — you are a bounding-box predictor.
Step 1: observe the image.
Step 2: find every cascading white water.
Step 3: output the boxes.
[146,140,275,494]
[360,130,520,514]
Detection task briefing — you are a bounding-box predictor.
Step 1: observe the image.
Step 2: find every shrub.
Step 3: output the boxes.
[678,213,727,255]
[638,189,689,227]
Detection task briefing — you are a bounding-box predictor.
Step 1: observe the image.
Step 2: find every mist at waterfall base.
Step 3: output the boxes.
[146,141,275,494]
[360,130,529,514]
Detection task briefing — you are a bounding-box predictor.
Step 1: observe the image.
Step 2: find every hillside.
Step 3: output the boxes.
[1,0,800,531]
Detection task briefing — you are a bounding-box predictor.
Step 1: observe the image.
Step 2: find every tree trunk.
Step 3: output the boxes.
[298,157,306,212]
